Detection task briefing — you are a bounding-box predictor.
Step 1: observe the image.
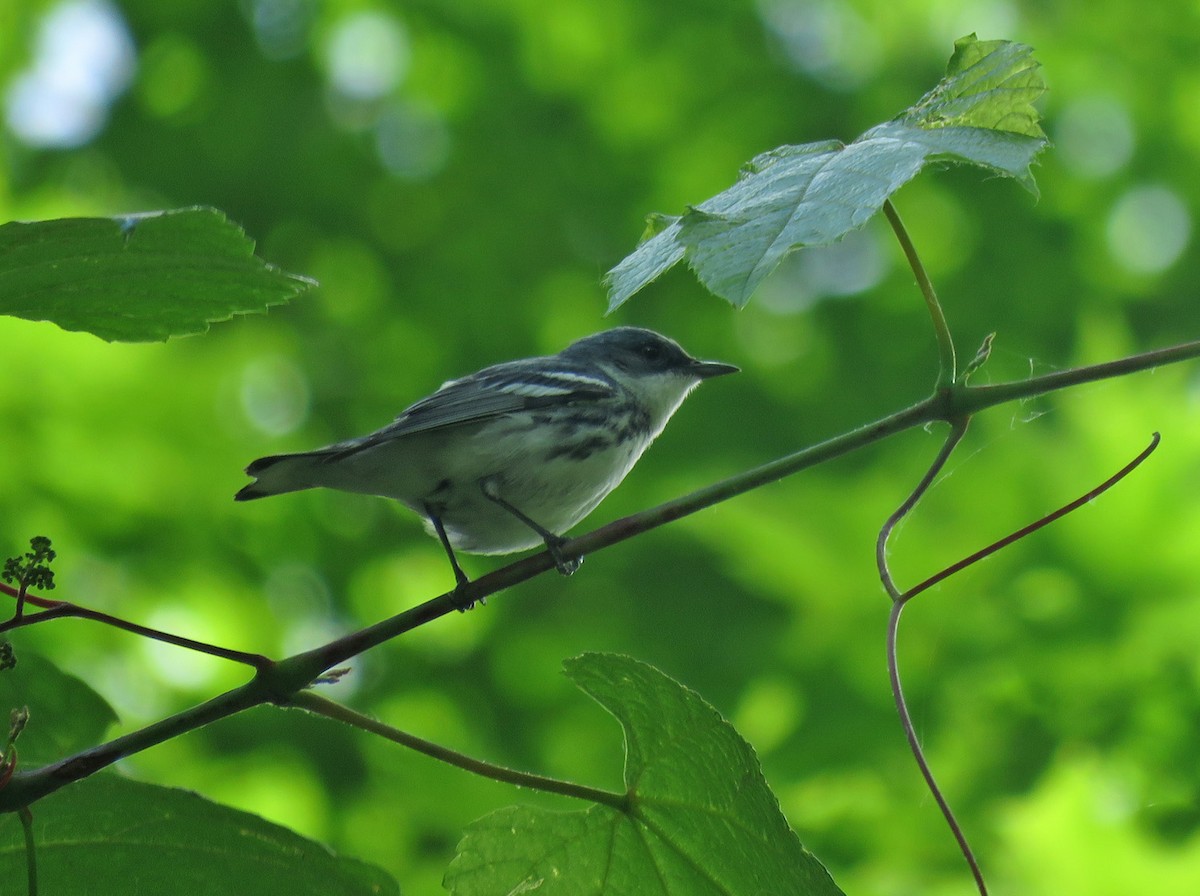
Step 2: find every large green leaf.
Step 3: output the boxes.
[606,34,1047,309]
[0,207,315,342]
[0,649,118,767]
[444,653,844,896]
[0,774,398,896]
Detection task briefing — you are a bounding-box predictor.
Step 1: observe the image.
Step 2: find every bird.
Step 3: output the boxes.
[236,327,738,598]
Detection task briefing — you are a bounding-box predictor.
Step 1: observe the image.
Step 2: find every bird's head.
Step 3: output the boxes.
[560,327,738,426]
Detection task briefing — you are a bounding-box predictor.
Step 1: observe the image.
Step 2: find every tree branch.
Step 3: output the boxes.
[0,330,1191,812]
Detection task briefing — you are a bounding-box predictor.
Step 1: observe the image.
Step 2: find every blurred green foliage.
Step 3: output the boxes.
[3,1,1200,894]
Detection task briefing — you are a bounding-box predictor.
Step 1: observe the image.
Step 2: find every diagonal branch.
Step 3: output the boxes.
[0,332,1187,813]
[0,583,272,669]
[296,335,1200,675]
[901,432,1160,600]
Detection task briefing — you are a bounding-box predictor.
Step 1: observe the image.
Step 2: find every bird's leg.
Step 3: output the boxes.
[478,479,583,576]
[423,504,478,610]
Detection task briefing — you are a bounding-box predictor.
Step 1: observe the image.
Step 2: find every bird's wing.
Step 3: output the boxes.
[318,359,617,461]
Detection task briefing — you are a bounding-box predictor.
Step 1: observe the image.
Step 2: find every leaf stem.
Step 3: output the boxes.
[291,692,629,810]
[884,200,957,386]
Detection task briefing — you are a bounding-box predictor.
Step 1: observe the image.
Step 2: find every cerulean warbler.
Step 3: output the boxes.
[236,327,737,592]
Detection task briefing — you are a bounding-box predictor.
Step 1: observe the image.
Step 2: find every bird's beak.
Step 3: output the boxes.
[689,359,740,379]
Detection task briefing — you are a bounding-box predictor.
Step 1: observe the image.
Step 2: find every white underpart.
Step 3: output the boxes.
[247,364,708,556]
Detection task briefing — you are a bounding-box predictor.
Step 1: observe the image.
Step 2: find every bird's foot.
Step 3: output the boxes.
[546,535,583,576]
[448,570,487,612]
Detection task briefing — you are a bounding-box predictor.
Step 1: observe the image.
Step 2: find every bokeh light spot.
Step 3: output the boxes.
[247,0,317,61]
[137,34,209,120]
[1105,185,1192,276]
[756,0,881,90]
[375,101,451,180]
[925,1,1020,51]
[324,10,410,101]
[756,226,889,314]
[1055,94,1135,179]
[733,676,805,753]
[4,0,135,148]
[240,355,311,436]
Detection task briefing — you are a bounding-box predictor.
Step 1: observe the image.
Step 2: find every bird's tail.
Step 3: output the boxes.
[235,452,329,501]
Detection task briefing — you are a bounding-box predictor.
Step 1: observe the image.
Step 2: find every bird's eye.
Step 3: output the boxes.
[639,341,664,360]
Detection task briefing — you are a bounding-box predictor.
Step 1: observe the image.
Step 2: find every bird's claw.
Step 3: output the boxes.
[547,537,583,577]
[449,572,485,612]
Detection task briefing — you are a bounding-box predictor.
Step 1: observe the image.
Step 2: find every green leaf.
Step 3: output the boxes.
[606,34,1047,310]
[0,650,118,767]
[915,34,1048,139]
[0,207,316,342]
[0,774,398,896]
[444,653,844,896]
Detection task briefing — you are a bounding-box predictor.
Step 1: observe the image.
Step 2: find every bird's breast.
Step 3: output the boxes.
[428,410,653,553]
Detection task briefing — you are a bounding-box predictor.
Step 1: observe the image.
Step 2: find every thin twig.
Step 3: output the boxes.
[963,343,1200,410]
[885,433,1160,896]
[876,419,970,600]
[901,432,1161,599]
[291,691,629,810]
[0,584,272,670]
[887,597,987,894]
[876,419,986,892]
